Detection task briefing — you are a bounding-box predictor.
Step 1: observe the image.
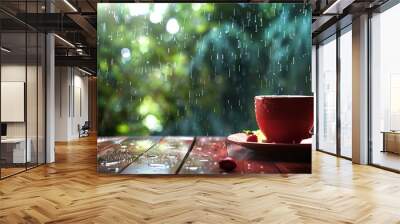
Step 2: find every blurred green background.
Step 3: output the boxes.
[98,3,311,136]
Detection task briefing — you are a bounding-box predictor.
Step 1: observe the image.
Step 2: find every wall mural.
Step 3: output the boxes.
[97,3,312,175]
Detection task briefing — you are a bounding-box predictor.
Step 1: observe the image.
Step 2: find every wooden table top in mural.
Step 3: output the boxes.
[97,136,311,175]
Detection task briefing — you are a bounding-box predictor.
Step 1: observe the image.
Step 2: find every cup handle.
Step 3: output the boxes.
[309,127,314,135]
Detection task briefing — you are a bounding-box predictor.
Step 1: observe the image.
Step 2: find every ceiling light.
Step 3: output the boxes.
[78,67,93,76]
[1,47,11,53]
[63,0,78,12]
[54,34,75,48]
[322,0,354,15]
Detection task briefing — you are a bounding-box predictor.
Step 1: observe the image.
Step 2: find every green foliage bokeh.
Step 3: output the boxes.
[98,3,312,136]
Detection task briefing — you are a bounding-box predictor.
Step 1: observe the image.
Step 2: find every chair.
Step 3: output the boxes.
[78,121,90,138]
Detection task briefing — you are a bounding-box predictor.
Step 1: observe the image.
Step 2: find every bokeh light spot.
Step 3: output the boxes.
[166,18,180,34]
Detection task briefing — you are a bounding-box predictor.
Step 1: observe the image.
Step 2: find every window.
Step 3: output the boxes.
[339,28,352,158]
[317,36,337,154]
[370,3,400,171]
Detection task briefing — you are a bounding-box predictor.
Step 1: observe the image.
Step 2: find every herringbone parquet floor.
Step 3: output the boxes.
[1,136,400,224]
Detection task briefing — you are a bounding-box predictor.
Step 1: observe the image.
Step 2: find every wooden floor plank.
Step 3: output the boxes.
[0,135,400,223]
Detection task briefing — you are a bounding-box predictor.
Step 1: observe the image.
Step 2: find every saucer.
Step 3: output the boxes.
[227,133,311,151]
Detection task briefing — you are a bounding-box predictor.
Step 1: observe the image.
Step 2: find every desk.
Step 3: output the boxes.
[1,138,31,163]
[97,136,311,175]
[382,131,400,154]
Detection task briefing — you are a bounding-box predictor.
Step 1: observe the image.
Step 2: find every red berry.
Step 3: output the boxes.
[246,134,258,142]
[219,157,237,171]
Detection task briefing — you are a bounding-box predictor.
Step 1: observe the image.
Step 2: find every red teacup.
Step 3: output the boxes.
[254,95,313,143]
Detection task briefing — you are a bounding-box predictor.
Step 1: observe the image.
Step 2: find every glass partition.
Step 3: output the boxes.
[316,27,353,159]
[0,1,46,179]
[1,31,28,177]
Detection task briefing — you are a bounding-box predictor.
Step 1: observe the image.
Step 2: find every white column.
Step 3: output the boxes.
[312,45,317,150]
[46,32,55,163]
[45,0,56,163]
[352,14,369,164]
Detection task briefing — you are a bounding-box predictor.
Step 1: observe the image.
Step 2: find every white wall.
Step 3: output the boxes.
[1,65,26,138]
[1,65,42,137]
[72,73,89,138]
[55,67,69,141]
[55,67,89,141]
